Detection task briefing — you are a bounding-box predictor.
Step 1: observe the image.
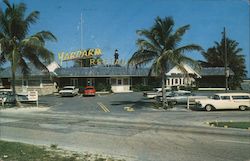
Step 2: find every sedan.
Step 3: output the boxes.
[59,86,78,97]
[83,86,96,96]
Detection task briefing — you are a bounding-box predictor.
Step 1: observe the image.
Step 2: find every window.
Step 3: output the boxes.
[179,78,182,85]
[232,95,250,100]
[221,96,231,100]
[213,95,220,100]
[117,79,122,85]
[111,78,116,85]
[175,79,178,84]
[123,78,128,85]
[22,79,28,87]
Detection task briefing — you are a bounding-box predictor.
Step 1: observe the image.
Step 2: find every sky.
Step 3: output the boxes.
[1,0,250,77]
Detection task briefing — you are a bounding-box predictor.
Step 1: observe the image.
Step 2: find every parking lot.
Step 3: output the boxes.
[37,91,250,115]
[39,92,158,115]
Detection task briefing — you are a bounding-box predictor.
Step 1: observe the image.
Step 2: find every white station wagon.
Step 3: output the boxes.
[195,93,250,111]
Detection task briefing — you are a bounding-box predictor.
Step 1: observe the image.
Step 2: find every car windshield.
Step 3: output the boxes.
[85,88,94,90]
[213,95,220,100]
[63,88,73,90]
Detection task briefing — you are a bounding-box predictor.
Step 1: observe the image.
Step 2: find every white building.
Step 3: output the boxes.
[165,64,201,88]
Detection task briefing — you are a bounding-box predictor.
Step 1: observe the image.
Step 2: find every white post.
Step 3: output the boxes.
[187,96,190,109]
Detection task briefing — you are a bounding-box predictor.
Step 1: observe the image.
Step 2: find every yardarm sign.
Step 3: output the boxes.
[58,48,102,64]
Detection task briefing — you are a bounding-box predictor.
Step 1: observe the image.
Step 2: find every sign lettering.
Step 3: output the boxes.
[58,48,102,64]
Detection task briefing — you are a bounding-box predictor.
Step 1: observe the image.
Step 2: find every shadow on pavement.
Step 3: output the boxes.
[111,100,154,109]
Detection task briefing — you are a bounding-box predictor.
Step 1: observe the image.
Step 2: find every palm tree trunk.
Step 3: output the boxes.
[11,52,17,105]
[162,72,168,109]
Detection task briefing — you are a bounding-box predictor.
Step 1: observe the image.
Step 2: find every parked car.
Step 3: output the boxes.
[195,93,250,111]
[143,87,171,99]
[83,86,96,96]
[0,89,29,103]
[59,86,78,97]
[155,90,193,104]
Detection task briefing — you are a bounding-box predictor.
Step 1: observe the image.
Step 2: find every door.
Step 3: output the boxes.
[70,78,78,87]
[116,78,123,92]
[217,95,232,109]
[87,78,95,86]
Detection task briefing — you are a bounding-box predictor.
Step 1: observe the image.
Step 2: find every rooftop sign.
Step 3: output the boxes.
[58,48,102,64]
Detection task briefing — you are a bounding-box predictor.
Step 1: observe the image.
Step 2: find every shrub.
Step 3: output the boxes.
[95,83,111,92]
[132,84,153,91]
[179,86,198,91]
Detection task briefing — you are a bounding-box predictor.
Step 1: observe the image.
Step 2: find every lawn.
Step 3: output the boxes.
[209,121,250,129]
[0,140,125,161]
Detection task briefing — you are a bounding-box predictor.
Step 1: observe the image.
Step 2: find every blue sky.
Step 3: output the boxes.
[1,0,250,77]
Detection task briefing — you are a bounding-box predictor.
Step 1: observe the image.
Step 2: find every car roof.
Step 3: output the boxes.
[215,93,250,96]
[85,86,95,88]
[63,86,75,88]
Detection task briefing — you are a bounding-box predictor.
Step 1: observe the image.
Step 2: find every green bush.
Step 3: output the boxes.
[95,83,111,92]
[132,84,153,91]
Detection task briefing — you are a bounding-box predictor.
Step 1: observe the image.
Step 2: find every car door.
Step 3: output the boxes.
[211,95,224,109]
[219,96,233,109]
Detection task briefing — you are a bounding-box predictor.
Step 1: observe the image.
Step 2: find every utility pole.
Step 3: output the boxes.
[223,27,229,91]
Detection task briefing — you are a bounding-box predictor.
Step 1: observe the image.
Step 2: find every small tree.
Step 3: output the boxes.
[128,16,202,108]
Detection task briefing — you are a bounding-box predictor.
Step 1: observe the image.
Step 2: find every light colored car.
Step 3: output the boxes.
[195,93,250,111]
[156,90,193,104]
[143,87,171,99]
[59,86,78,97]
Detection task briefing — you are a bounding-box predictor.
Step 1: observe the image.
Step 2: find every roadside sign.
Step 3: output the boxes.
[28,91,38,107]
[28,91,38,101]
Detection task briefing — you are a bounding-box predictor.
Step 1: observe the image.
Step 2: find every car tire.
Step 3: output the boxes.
[205,105,213,111]
[239,106,247,111]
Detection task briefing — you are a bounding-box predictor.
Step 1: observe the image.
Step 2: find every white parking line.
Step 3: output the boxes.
[97,102,110,112]
[215,140,250,145]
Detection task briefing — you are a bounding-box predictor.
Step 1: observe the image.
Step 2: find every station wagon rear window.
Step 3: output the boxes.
[63,88,74,90]
[232,95,250,100]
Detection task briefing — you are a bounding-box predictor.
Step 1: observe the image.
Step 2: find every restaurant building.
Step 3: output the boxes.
[0,49,234,95]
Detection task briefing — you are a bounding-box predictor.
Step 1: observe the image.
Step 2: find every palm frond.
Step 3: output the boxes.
[33,31,57,42]
[128,50,158,66]
[25,11,39,25]
[175,44,203,54]
[136,29,162,51]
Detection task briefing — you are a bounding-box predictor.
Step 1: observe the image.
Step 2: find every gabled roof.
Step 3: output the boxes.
[166,64,201,78]
[54,66,150,77]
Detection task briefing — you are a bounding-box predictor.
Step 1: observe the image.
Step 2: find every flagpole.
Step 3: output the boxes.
[80,12,83,50]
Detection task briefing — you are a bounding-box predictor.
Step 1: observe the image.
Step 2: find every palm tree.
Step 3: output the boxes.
[202,37,247,89]
[128,16,203,108]
[0,0,57,104]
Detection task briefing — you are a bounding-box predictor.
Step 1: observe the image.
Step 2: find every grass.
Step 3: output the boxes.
[0,140,125,161]
[209,121,250,129]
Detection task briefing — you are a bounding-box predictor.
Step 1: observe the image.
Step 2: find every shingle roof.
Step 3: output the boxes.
[0,65,234,78]
[54,66,150,77]
[200,67,234,76]
[0,64,50,78]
